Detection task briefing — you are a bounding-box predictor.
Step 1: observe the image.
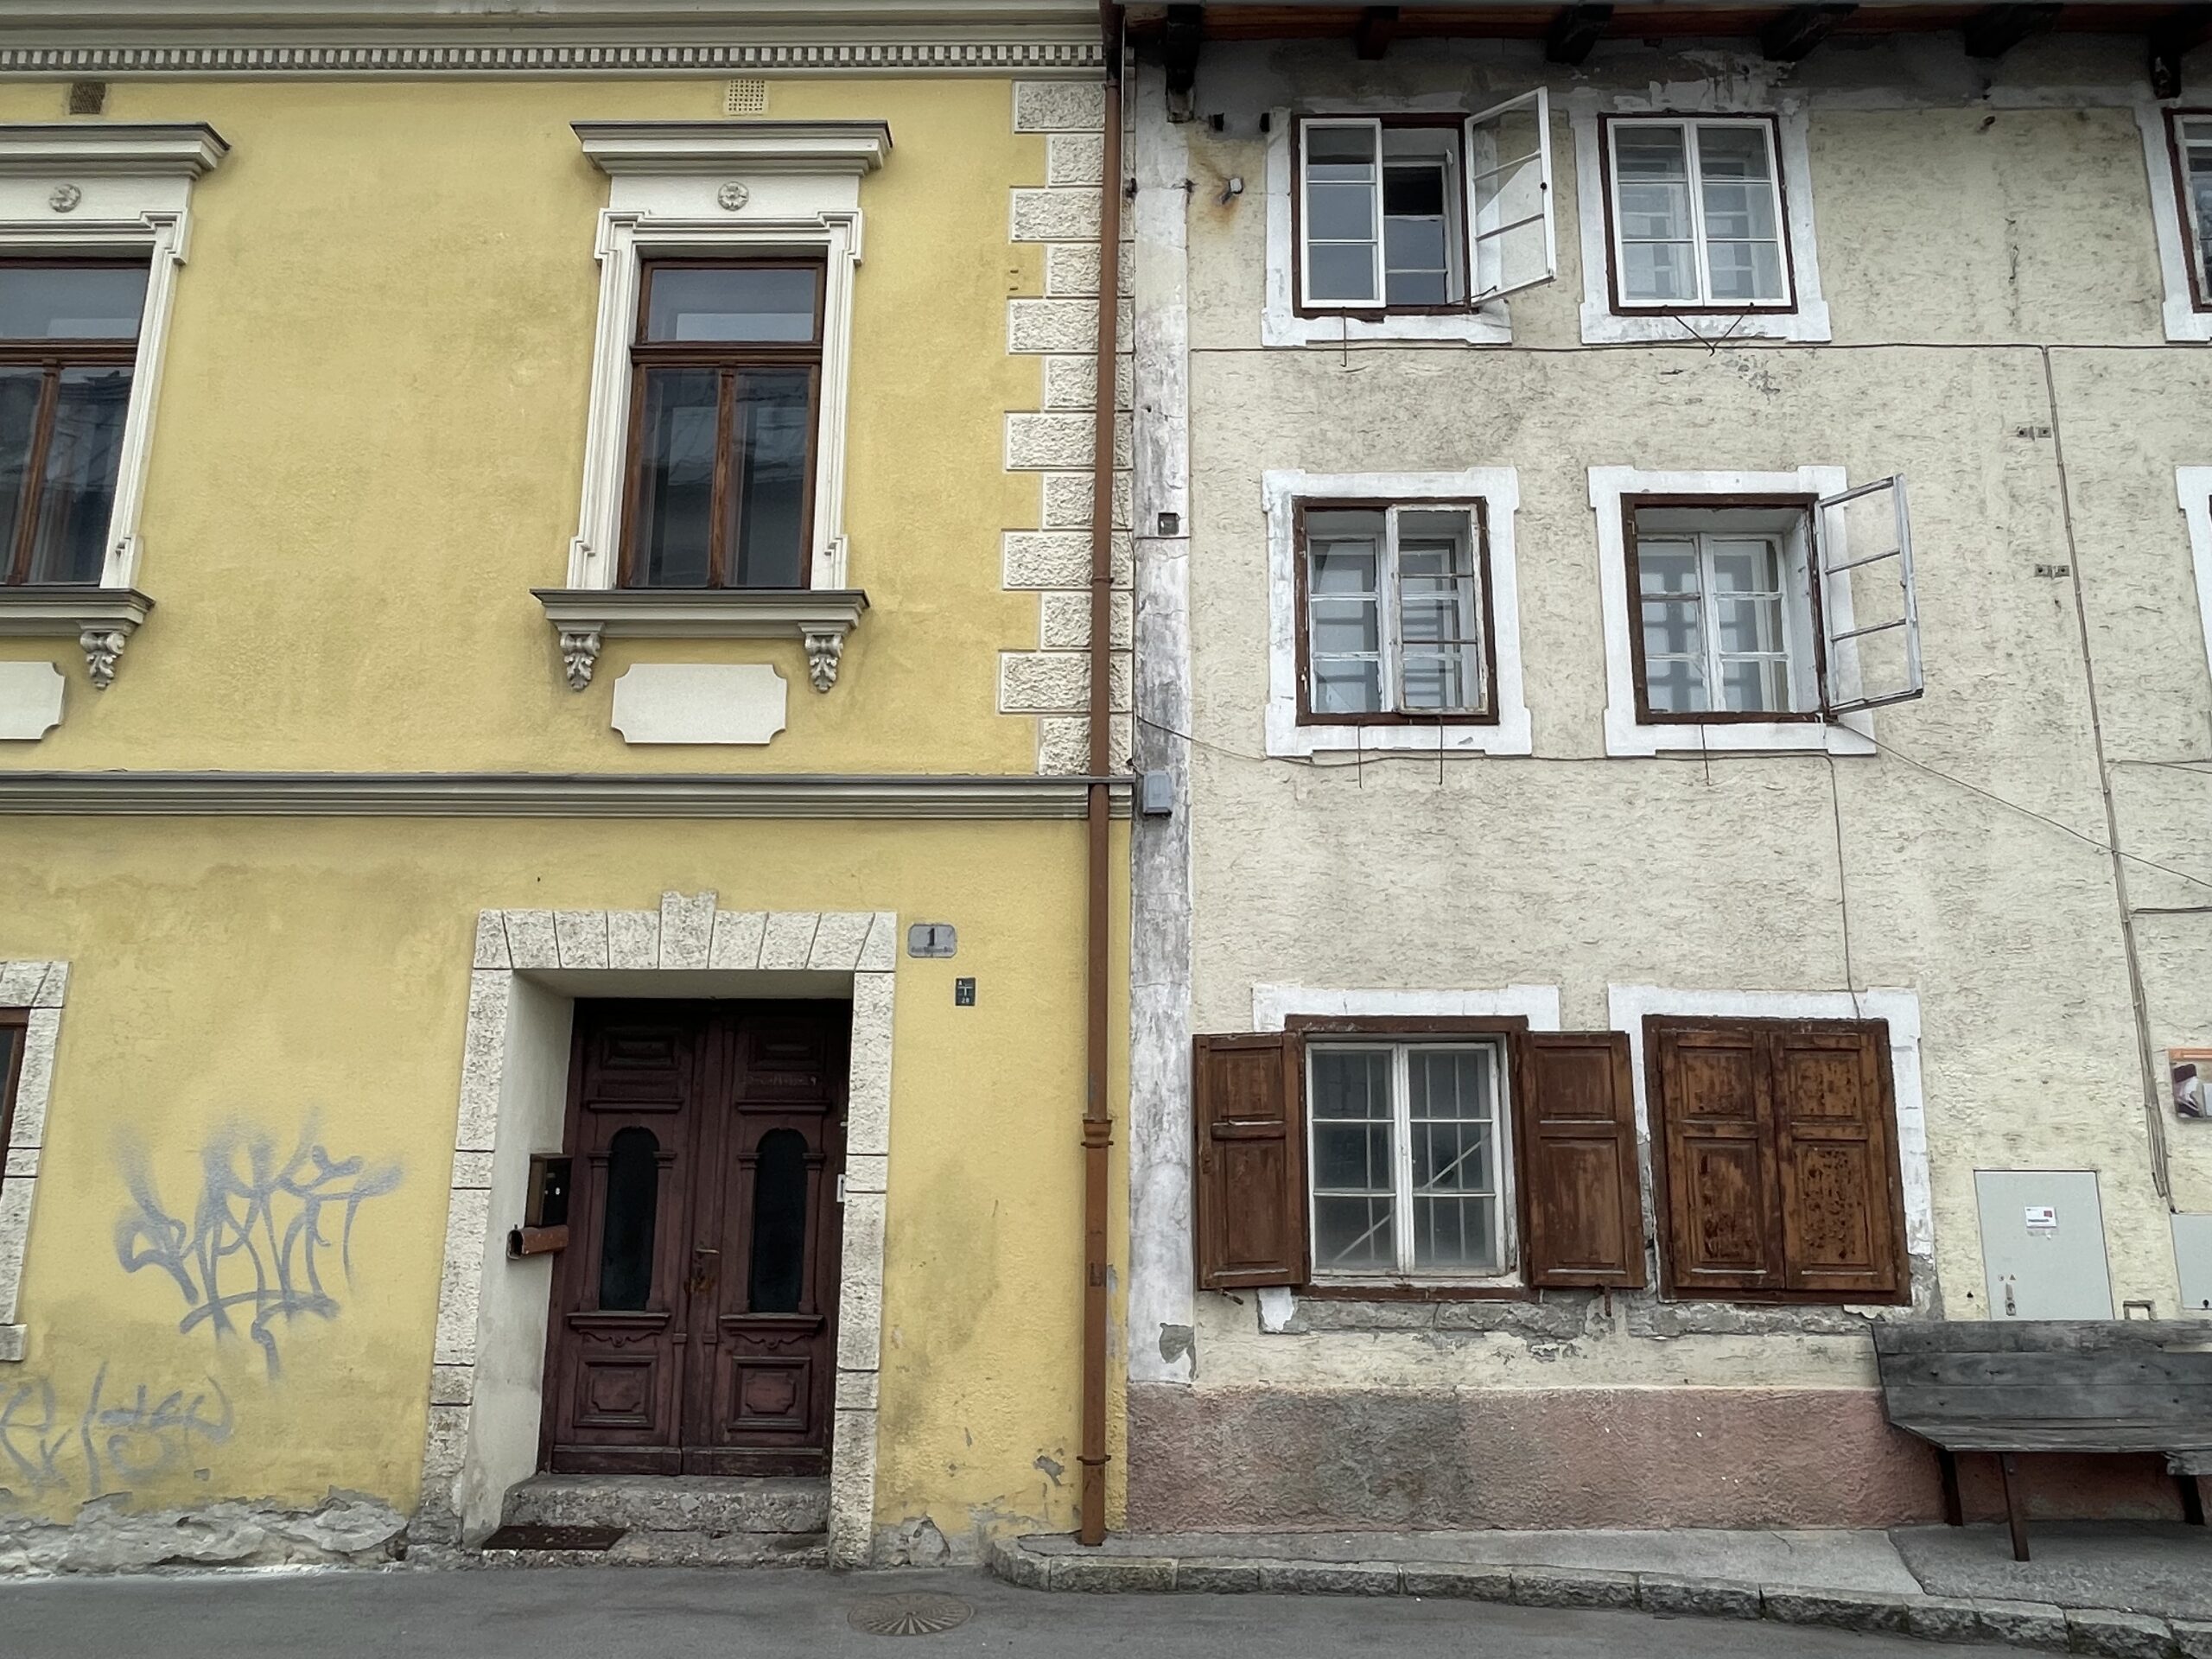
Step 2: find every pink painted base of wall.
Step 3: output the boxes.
[1128,1385,2191,1532]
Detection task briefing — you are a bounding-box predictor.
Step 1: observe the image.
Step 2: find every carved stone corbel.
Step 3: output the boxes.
[804,630,845,693]
[79,627,130,690]
[558,627,604,691]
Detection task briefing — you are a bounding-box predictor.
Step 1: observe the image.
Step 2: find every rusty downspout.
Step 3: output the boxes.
[1077,0,1124,1550]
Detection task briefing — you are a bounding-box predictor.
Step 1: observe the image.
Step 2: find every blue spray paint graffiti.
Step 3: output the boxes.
[114,1121,403,1378]
[0,1366,233,1500]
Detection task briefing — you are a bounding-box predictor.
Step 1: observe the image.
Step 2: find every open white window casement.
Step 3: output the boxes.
[1814,474,1923,715]
[1467,89,1555,303]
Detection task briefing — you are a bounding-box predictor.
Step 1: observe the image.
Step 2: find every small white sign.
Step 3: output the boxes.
[2024,1205,2057,1231]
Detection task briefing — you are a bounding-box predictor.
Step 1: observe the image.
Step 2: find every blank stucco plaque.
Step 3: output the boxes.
[0,661,64,741]
[610,664,787,746]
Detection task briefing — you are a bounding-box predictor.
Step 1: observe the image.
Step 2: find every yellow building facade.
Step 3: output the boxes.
[0,4,1127,1570]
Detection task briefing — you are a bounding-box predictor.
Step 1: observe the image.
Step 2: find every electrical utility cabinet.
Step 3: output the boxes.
[1974,1170,2113,1320]
[2173,1213,2212,1316]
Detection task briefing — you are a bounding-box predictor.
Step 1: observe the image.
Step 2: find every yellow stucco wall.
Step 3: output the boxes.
[0,74,1052,773]
[1,817,1128,1540]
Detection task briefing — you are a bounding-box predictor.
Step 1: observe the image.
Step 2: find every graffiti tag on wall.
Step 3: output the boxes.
[114,1121,403,1378]
[0,1366,232,1501]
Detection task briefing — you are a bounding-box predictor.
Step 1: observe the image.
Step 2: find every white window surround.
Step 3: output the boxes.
[1262,106,1515,348]
[547,122,888,691]
[0,958,67,1365]
[2178,468,2212,692]
[1568,94,1830,346]
[1590,465,1874,757]
[1263,468,1531,756]
[1605,983,1932,1268]
[0,124,226,687]
[2140,105,2212,344]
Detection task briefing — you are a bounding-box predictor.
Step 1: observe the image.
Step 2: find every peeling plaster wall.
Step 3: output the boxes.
[1127,34,2212,1527]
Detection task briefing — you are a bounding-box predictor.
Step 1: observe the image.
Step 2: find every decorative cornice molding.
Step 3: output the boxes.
[0,39,1103,78]
[0,587,155,688]
[575,119,891,176]
[0,124,228,177]
[533,588,870,691]
[0,772,1133,818]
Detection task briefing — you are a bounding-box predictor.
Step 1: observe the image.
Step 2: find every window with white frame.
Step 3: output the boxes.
[1308,1038,1511,1280]
[2165,111,2212,311]
[1630,504,1819,719]
[1285,93,1555,325]
[1300,501,1491,722]
[1602,116,1792,310]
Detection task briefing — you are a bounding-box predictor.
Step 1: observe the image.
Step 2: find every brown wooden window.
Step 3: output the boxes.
[2165,110,2212,312]
[1192,1021,1644,1292]
[1646,1016,1907,1305]
[0,261,149,588]
[0,1008,24,1202]
[620,261,823,591]
[1599,115,1795,315]
[1298,500,1496,724]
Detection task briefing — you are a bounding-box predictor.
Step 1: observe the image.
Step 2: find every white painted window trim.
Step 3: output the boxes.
[563,123,887,593]
[1590,465,1874,757]
[1264,467,1530,756]
[1262,106,1516,348]
[1605,983,1932,1268]
[0,124,226,594]
[2141,106,2212,344]
[1569,93,1831,345]
[0,959,67,1365]
[2178,468,2212,692]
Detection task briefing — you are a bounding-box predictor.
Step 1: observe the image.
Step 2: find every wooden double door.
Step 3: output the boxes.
[542,1001,848,1476]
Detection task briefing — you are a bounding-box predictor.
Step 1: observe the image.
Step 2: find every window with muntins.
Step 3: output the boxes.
[2167,111,2212,308]
[622,261,823,590]
[0,262,150,588]
[1602,117,1791,310]
[1630,502,1819,721]
[1300,502,1492,722]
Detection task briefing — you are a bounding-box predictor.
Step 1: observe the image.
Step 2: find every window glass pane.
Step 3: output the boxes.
[1307,242,1377,304]
[630,367,719,588]
[1616,181,1692,242]
[1621,239,1697,302]
[1706,240,1786,302]
[1314,659,1382,714]
[1312,1048,1389,1119]
[0,369,40,575]
[1397,512,1483,714]
[1716,594,1785,655]
[1645,656,1705,712]
[1694,124,1773,184]
[1307,124,1378,169]
[1710,538,1781,593]
[645,267,817,343]
[747,1128,809,1314]
[1312,1046,1394,1274]
[1305,127,1380,303]
[1382,162,1450,305]
[1721,658,1790,712]
[1311,597,1379,656]
[730,369,811,588]
[1698,175,1778,242]
[25,367,131,584]
[0,266,147,340]
[1614,124,1688,181]
[1314,1197,1395,1272]
[1408,1048,1499,1274]
[598,1127,661,1312]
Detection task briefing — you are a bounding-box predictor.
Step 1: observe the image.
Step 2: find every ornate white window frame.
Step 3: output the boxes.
[540,122,888,691]
[0,959,67,1364]
[418,895,897,1567]
[1591,465,1875,757]
[1262,467,1531,757]
[1568,92,1831,346]
[2139,106,2212,345]
[0,124,226,686]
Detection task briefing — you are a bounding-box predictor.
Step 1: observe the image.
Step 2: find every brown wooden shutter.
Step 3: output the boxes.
[1516,1032,1646,1287]
[1192,1033,1307,1290]
[1652,1020,1782,1295]
[1771,1020,1905,1300]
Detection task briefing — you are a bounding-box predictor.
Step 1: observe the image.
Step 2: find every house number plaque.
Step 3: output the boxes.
[907,922,957,958]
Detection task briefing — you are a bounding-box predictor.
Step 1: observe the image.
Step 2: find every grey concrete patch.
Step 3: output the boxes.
[1894,1527,2212,1621]
[2063,1609,2178,1659]
[1510,1567,1640,1610]
[1641,1575,1764,1620]
[1763,1587,1916,1635]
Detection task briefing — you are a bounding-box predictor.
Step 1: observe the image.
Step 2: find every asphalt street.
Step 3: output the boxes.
[0,1565,1986,1658]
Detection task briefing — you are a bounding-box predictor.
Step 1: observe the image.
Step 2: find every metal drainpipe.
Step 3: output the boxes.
[1077,0,1124,1550]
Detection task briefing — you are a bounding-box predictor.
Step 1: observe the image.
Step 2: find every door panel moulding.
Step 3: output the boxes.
[416,896,895,1567]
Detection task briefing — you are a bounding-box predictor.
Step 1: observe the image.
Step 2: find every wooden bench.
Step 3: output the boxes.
[1872,1321,2212,1561]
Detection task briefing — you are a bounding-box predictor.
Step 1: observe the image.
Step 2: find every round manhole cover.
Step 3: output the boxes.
[846,1592,974,1637]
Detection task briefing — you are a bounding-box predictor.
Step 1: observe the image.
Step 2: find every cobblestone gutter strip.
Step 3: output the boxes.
[986,1537,2212,1657]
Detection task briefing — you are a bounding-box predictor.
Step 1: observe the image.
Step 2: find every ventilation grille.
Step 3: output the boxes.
[724,79,768,115]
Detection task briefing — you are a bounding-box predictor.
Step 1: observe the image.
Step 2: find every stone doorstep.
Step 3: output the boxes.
[986,1537,2192,1655]
[499,1474,830,1537]
[474,1532,828,1571]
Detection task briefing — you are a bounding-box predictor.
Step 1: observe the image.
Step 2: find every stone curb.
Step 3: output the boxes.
[985,1537,2201,1654]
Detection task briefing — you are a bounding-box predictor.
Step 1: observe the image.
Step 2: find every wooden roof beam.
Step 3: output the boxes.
[1962,4,2063,60]
[2152,4,2212,99]
[1354,5,1400,59]
[1545,3,1613,66]
[1759,3,1858,61]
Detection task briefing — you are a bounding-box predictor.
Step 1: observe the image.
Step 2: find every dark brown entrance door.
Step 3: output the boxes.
[542,1000,847,1477]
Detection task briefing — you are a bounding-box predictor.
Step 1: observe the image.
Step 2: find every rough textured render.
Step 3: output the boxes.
[0,960,66,1364]
[419,899,898,1567]
[1005,77,1134,775]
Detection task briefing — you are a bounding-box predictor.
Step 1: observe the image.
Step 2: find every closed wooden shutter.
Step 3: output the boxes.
[1516,1033,1645,1287]
[1771,1020,1904,1299]
[1652,1021,1782,1294]
[1192,1033,1307,1290]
